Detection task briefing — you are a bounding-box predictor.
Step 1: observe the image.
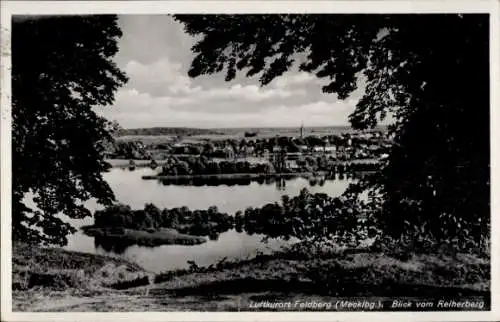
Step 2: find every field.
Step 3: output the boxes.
[189,126,363,141]
[115,125,374,145]
[115,135,177,144]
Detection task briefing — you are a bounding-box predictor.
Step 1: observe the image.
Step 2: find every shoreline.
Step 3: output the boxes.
[142,170,377,180]
[105,158,380,169]
[142,172,323,180]
[106,159,168,168]
[81,226,207,246]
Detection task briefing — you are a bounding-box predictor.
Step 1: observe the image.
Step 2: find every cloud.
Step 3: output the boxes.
[101,15,363,129]
[118,56,311,122]
[123,57,304,102]
[273,72,317,89]
[124,58,194,96]
[97,85,357,129]
[195,84,303,102]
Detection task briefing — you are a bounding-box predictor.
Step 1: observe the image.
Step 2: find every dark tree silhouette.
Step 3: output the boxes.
[174,14,490,244]
[12,16,127,246]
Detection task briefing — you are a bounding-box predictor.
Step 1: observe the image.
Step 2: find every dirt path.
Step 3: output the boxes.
[13,290,349,312]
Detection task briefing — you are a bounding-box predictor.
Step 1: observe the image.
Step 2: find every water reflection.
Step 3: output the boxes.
[64,168,354,272]
[208,232,220,241]
[275,177,286,191]
[160,177,256,187]
[95,236,131,254]
[156,172,359,189]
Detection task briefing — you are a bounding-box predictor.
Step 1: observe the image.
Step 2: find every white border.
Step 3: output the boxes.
[1,1,499,321]
[0,0,496,14]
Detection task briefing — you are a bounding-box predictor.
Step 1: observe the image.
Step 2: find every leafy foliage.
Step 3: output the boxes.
[240,188,373,246]
[160,157,274,176]
[92,188,374,249]
[93,203,234,238]
[111,140,151,160]
[12,16,127,245]
[175,14,490,247]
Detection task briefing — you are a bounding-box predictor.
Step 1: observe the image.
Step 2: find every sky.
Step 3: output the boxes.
[96,15,365,129]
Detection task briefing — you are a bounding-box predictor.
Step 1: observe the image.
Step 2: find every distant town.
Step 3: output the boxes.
[105,125,391,176]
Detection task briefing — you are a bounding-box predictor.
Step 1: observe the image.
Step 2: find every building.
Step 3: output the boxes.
[244,146,255,155]
[298,145,308,152]
[313,145,337,154]
[222,145,235,159]
[324,146,337,154]
[285,160,300,171]
[269,145,287,172]
[287,152,302,160]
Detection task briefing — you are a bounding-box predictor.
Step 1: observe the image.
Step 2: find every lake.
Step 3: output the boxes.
[63,167,353,273]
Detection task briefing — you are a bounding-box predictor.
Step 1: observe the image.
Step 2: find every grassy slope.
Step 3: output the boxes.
[12,243,149,290]
[12,243,490,312]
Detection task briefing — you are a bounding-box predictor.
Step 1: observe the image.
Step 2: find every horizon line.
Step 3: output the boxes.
[121,125,388,130]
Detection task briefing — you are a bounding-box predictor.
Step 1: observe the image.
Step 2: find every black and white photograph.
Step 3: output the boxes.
[1,0,499,320]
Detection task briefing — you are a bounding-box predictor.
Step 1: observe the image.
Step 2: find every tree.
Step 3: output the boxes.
[107,120,123,137]
[144,203,161,221]
[174,14,489,245]
[202,142,215,156]
[94,203,132,228]
[12,16,127,246]
[175,161,191,175]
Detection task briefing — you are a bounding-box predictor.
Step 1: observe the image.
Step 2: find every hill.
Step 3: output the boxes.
[118,127,224,137]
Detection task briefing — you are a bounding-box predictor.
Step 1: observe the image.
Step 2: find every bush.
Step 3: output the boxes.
[109,276,150,289]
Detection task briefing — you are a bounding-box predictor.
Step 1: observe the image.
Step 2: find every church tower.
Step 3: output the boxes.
[300,121,304,138]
